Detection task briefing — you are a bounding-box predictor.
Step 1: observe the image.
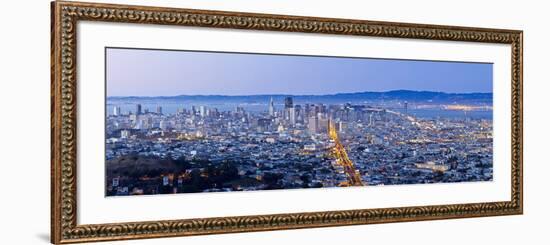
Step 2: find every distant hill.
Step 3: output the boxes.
[108,90,492,104]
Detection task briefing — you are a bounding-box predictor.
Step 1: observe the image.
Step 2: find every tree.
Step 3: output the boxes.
[263,172,283,189]
[300,174,311,188]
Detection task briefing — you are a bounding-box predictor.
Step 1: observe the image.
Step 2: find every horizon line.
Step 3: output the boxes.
[107,89,493,98]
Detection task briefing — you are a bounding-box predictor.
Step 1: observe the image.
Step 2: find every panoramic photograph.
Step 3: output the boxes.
[105,47,493,197]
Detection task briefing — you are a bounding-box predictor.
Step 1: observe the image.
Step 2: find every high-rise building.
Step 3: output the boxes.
[317,103,326,114]
[294,105,303,123]
[318,115,329,133]
[369,113,374,126]
[134,119,143,130]
[113,106,121,116]
[135,104,142,115]
[308,115,318,133]
[235,107,245,115]
[156,106,163,115]
[210,108,219,118]
[257,118,272,132]
[313,104,321,115]
[338,121,347,132]
[284,97,293,121]
[268,97,275,117]
[199,106,206,117]
[289,107,296,126]
[404,102,408,115]
[284,97,293,109]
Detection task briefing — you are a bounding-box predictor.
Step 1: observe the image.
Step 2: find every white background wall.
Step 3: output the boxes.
[0,0,547,244]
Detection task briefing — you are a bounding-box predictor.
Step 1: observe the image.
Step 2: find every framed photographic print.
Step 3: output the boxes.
[51,1,523,243]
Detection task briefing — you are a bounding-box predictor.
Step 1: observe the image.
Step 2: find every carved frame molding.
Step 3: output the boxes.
[51,1,523,243]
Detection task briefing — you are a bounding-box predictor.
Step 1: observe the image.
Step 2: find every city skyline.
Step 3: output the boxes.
[106,95,493,196]
[106,48,493,97]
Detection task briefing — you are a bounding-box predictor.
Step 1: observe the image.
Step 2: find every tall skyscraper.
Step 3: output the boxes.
[284,97,293,109]
[317,103,326,114]
[294,105,303,123]
[268,97,275,117]
[156,106,163,115]
[318,115,329,133]
[135,104,142,115]
[313,104,321,115]
[257,118,272,132]
[284,97,293,121]
[369,113,374,126]
[199,106,206,117]
[308,115,318,133]
[404,102,408,115]
[113,106,121,116]
[289,107,296,126]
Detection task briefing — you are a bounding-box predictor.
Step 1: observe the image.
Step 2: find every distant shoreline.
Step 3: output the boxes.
[107,90,493,101]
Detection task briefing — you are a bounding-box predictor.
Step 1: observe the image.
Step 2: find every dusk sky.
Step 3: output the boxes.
[106,48,493,97]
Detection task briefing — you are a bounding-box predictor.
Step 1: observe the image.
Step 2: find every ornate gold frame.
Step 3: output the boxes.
[51,1,523,244]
